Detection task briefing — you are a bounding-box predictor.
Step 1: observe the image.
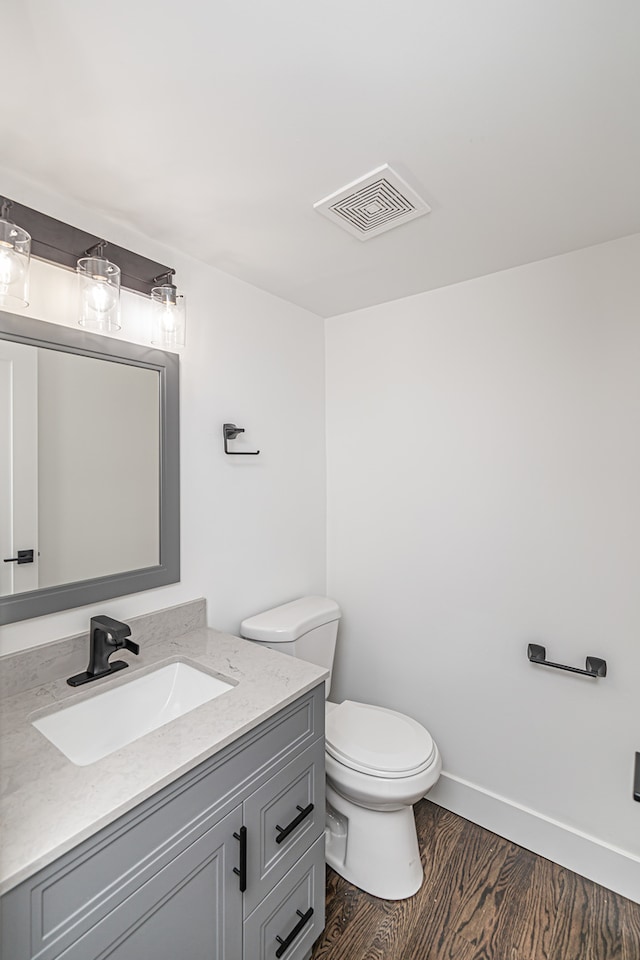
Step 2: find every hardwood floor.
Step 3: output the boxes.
[311,800,640,960]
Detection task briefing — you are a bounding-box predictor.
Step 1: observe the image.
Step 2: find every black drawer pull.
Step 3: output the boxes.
[275,803,314,844]
[233,826,247,891]
[275,907,314,957]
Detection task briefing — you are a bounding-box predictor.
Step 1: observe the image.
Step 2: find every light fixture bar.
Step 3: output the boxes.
[0,196,174,296]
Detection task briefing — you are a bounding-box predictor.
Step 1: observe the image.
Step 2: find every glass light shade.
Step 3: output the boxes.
[0,218,31,308]
[77,257,121,331]
[151,284,186,348]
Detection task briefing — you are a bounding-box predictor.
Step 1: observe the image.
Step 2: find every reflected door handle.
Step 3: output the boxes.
[3,549,34,564]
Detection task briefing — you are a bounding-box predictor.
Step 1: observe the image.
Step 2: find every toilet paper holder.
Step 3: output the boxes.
[223,423,260,455]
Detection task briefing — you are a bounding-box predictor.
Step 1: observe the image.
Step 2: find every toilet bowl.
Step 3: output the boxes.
[240,596,442,900]
[324,700,441,899]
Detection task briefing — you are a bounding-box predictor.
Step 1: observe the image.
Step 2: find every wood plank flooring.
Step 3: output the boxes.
[311,800,640,960]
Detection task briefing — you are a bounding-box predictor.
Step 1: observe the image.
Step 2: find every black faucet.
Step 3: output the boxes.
[67,616,139,687]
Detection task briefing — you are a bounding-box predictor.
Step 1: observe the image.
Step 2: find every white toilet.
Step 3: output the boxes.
[240,596,442,900]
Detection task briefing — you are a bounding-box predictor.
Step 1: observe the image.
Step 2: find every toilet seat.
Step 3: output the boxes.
[325,700,436,778]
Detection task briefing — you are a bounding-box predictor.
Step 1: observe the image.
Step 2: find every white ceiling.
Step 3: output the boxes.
[2,0,639,317]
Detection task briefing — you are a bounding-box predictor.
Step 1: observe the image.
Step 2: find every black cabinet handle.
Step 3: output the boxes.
[3,549,34,564]
[233,826,247,891]
[275,803,314,845]
[275,907,314,957]
[634,753,640,803]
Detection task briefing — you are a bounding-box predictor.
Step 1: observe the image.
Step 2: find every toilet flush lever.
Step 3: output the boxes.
[223,423,260,455]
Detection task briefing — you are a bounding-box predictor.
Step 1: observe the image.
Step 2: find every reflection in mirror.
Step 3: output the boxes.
[1,345,160,596]
[0,311,179,625]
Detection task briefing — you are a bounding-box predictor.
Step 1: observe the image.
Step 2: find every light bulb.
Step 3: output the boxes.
[0,219,30,307]
[159,302,178,334]
[0,242,26,287]
[77,256,121,330]
[151,283,186,348]
[86,276,117,315]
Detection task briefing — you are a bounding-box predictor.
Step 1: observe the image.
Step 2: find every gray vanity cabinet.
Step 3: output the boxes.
[50,808,244,960]
[0,684,325,960]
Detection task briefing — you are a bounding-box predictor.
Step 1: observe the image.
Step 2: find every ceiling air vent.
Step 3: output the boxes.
[313,164,431,241]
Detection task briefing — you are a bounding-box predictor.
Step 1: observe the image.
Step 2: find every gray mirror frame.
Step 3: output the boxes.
[0,310,180,625]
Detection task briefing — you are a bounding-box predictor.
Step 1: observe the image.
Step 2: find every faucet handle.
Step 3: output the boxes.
[91,615,131,637]
[124,638,140,656]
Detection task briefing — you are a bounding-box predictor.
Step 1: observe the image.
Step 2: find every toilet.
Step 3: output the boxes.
[240,596,442,900]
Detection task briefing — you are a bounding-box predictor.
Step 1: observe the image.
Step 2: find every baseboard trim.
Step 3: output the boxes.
[429,772,640,905]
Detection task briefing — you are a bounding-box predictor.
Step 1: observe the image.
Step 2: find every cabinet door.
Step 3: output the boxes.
[244,740,325,916]
[56,808,243,960]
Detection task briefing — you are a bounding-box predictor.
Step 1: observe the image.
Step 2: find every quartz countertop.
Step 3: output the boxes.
[0,627,327,895]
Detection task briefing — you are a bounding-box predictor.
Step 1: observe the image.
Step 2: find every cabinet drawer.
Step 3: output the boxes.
[244,739,325,916]
[244,836,325,960]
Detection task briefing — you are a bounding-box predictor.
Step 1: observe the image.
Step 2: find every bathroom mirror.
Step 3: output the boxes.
[0,310,180,624]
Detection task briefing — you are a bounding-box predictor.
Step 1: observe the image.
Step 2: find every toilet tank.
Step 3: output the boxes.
[240,596,341,698]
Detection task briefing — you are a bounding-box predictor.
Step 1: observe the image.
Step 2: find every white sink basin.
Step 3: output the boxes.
[32,662,234,766]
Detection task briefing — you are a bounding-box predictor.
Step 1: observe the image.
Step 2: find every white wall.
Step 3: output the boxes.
[0,170,327,653]
[326,234,640,901]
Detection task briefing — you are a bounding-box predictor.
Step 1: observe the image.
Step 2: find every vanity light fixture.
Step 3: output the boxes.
[77,242,121,331]
[0,196,185,348]
[0,199,31,309]
[151,272,186,348]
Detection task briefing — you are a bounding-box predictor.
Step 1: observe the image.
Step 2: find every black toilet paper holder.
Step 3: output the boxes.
[223,423,260,455]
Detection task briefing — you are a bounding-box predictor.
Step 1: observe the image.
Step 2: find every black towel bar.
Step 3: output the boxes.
[527,643,606,678]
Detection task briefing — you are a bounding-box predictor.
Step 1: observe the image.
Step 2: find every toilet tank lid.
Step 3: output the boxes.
[240,596,341,643]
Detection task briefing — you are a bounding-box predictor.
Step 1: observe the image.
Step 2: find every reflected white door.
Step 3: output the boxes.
[0,341,38,595]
